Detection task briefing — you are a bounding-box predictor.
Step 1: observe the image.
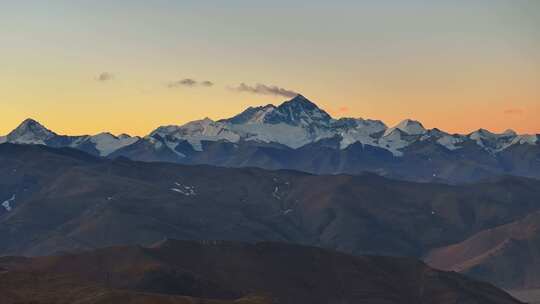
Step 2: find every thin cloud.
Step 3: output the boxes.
[504,108,523,115]
[96,72,114,82]
[167,78,214,88]
[232,83,298,98]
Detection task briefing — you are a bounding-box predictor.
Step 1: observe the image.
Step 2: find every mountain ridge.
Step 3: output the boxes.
[0,240,522,304]
[3,96,536,155]
[2,95,539,183]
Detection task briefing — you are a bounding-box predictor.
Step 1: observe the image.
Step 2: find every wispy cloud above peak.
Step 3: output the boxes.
[232,83,298,98]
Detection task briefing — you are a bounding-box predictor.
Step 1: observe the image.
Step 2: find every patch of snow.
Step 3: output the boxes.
[338,118,387,149]
[90,132,139,156]
[171,183,196,196]
[243,105,279,124]
[163,140,186,158]
[273,186,281,200]
[2,195,15,212]
[378,129,411,156]
[147,136,164,150]
[469,129,494,148]
[283,209,294,215]
[508,134,538,147]
[151,118,241,152]
[229,122,334,149]
[436,135,463,150]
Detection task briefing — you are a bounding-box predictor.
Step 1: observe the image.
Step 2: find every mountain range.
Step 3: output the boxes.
[2,95,539,183]
[1,143,540,292]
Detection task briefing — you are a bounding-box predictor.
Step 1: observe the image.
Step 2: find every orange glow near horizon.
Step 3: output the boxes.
[2,87,539,137]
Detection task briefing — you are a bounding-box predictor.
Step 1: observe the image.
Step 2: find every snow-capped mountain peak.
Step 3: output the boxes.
[225,94,331,128]
[278,94,319,110]
[335,118,388,149]
[2,96,537,161]
[89,132,139,156]
[469,128,519,152]
[384,119,426,136]
[7,118,57,145]
[1,118,141,156]
[137,96,537,156]
[152,118,236,139]
[188,95,334,148]
[150,118,241,152]
[275,94,332,127]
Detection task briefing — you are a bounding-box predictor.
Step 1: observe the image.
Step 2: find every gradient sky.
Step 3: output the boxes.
[1,0,539,136]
